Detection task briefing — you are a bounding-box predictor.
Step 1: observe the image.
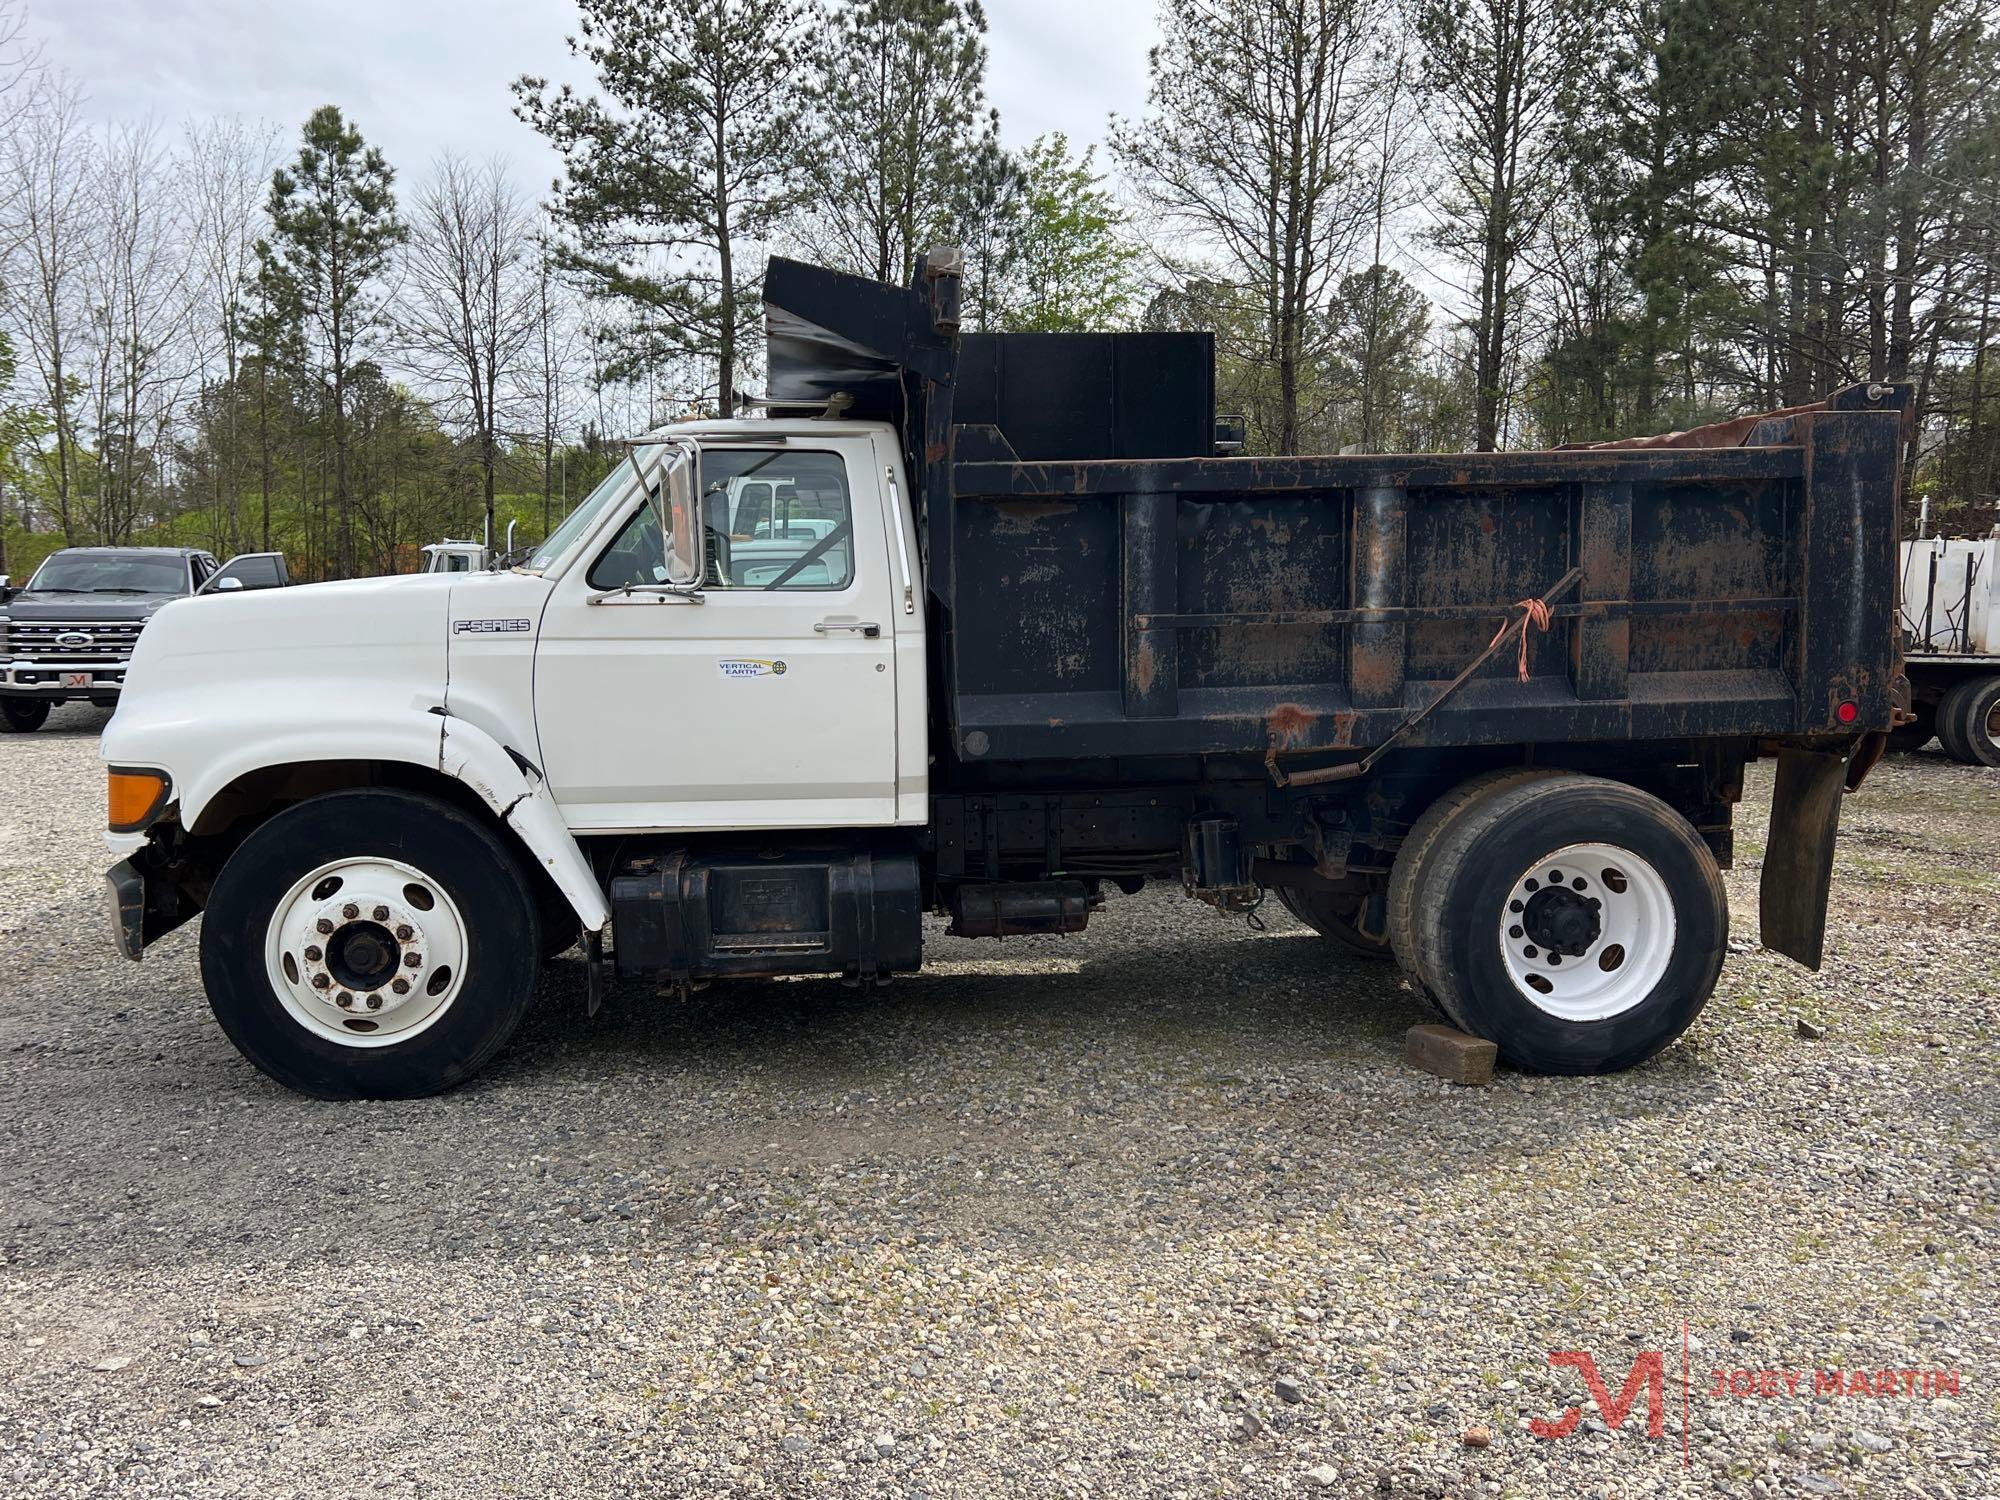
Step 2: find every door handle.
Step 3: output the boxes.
[814,620,881,637]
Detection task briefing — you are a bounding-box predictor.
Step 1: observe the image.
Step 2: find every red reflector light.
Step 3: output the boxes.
[1836,700,1859,724]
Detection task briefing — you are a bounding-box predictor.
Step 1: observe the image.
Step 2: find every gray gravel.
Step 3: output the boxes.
[0,709,1993,1498]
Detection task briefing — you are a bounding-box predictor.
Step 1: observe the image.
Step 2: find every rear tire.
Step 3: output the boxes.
[200,789,542,1099]
[1399,773,1725,1075]
[1935,678,1980,762]
[1943,676,2000,767]
[1272,883,1392,959]
[1388,767,1567,1028]
[1,698,49,733]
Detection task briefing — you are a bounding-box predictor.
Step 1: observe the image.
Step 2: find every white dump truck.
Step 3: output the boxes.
[1896,532,2000,763]
[97,252,1908,1099]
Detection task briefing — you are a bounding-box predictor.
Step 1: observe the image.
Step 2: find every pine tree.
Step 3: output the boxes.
[254,106,404,578]
[515,0,809,411]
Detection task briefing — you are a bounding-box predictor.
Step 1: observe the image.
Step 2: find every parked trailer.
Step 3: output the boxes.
[98,249,1909,1097]
[1895,533,2000,763]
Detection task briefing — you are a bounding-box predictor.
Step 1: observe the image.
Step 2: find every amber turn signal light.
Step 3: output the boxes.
[107,768,171,833]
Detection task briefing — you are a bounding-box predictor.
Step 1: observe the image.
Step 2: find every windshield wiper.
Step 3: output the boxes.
[94,587,159,594]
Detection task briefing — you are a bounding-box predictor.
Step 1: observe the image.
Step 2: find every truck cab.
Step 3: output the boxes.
[96,250,1907,1100]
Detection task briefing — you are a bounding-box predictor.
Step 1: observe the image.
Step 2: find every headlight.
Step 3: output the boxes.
[107,767,172,833]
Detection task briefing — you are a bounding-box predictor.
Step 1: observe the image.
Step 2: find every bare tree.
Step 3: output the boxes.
[5,76,96,542]
[1412,0,1585,449]
[1115,0,1386,454]
[84,119,197,543]
[183,116,279,552]
[397,153,538,546]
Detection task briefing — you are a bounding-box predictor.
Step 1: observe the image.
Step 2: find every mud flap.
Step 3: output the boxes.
[585,928,607,1018]
[1759,748,1850,969]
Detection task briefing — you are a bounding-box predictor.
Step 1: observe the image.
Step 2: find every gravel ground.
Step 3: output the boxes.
[0,704,1993,1498]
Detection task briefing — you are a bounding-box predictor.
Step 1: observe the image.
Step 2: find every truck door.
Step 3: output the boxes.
[533,437,901,831]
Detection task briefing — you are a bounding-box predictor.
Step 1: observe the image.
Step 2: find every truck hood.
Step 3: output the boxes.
[110,575,456,739]
[4,592,180,621]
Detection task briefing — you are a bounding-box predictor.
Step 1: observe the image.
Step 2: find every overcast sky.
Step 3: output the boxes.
[29,0,1161,194]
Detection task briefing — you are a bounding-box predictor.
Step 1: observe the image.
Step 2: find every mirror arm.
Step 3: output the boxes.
[586,582,706,606]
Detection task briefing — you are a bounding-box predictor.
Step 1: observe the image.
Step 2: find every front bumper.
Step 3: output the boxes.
[3,660,128,696]
[104,852,195,961]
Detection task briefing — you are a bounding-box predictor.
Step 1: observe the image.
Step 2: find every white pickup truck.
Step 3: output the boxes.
[100,251,1904,1099]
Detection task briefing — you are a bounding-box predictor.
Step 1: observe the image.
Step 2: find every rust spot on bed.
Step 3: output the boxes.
[1131,636,1159,696]
[1266,702,1314,747]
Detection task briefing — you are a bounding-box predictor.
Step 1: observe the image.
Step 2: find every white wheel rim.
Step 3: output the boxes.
[263,857,468,1048]
[1497,842,1675,1022]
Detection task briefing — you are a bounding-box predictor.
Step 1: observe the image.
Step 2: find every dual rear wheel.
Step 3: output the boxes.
[1932,676,2000,766]
[1385,771,1727,1074]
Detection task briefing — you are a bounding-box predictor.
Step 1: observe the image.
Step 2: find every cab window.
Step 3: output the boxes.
[587,449,855,592]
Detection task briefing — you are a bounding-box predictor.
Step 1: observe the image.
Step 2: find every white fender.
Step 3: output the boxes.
[110,695,608,933]
[438,711,610,931]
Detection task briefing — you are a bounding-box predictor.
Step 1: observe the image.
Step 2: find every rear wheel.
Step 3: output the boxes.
[200,789,542,1099]
[1271,882,1392,959]
[1,698,49,733]
[1387,767,1566,1028]
[1935,678,1980,762]
[1396,773,1725,1075]
[1943,675,2000,767]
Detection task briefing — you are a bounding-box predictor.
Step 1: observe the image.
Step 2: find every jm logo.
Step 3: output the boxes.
[1531,1350,1668,1441]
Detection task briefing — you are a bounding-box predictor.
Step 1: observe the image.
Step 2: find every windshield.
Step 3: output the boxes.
[29,552,187,595]
[526,458,637,572]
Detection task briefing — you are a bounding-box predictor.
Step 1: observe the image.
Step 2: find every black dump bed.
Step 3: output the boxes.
[764,255,1907,773]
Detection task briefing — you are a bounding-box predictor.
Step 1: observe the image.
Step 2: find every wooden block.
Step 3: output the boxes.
[1404,1024,1498,1086]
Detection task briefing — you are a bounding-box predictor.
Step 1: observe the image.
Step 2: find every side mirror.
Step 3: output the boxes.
[651,441,704,587]
[201,552,291,594]
[0,574,12,605]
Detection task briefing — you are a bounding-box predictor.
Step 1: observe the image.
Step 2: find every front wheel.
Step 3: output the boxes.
[1393,773,1726,1075]
[200,789,543,1098]
[1,698,50,732]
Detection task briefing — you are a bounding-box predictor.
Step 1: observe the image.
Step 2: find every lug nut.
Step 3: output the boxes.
[311,973,332,990]
[391,978,411,996]
[341,903,359,920]
[394,924,413,941]
[316,918,335,935]
[372,905,389,921]
[336,991,355,1009]
[403,952,423,968]
[365,993,382,1011]
[304,945,323,962]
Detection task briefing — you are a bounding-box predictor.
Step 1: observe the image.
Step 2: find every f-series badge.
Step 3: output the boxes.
[452,618,531,634]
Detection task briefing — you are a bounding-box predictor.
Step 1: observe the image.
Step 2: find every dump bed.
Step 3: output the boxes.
[763,256,1907,771]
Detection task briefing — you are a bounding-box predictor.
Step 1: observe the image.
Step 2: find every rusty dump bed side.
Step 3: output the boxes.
[944,391,1905,767]
[761,256,1907,773]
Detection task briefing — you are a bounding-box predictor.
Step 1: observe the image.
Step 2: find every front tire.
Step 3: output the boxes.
[1396,773,1726,1075]
[200,789,542,1099]
[1,698,50,733]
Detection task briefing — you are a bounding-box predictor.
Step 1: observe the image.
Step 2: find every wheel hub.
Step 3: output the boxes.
[1521,882,1600,956]
[266,857,465,1045]
[298,895,429,1015]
